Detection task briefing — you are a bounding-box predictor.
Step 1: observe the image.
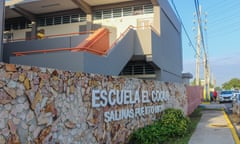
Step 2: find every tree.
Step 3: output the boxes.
[191,78,196,86]
[222,78,240,90]
[214,86,221,91]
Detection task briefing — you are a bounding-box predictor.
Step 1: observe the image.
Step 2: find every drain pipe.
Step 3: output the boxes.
[0,0,5,62]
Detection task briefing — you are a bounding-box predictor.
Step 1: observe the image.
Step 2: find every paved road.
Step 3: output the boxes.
[189,103,236,144]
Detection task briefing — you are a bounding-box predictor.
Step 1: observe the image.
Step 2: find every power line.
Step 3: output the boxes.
[205,0,227,11]
[195,0,211,99]
[203,0,240,41]
[194,0,207,57]
[208,3,240,25]
[170,0,201,59]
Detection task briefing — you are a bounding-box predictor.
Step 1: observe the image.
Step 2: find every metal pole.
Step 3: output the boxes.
[0,0,5,62]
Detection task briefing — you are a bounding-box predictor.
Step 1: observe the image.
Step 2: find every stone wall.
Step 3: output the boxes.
[0,63,187,144]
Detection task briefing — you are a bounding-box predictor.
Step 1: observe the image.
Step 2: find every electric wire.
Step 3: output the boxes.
[194,0,207,61]
[170,0,202,59]
[194,0,211,82]
[204,0,240,40]
[207,2,240,25]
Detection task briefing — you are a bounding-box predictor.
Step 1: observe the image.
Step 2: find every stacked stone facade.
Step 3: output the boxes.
[0,63,187,144]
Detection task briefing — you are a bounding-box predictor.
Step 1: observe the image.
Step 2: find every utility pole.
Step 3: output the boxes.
[203,53,209,100]
[203,12,210,101]
[195,5,201,86]
[194,4,210,101]
[211,73,216,88]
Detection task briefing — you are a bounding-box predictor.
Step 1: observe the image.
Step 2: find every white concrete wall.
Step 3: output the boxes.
[9,22,87,40]
[93,14,153,40]
[8,14,153,46]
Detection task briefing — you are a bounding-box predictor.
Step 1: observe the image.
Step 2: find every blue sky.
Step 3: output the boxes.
[170,0,240,86]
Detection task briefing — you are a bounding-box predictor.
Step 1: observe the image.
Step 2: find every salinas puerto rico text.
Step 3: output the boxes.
[92,89,170,122]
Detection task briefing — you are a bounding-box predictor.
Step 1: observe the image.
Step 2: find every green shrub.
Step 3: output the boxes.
[128,123,165,144]
[159,108,191,137]
[128,108,191,144]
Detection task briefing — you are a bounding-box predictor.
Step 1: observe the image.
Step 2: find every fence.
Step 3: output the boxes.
[186,86,203,115]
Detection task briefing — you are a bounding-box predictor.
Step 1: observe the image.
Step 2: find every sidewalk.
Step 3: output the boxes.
[189,104,239,144]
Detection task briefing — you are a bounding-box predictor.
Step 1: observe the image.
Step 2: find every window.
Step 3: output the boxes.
[144,4,153,14]
[5,23,11,31]
[134,65,144,74]
[92,4,153,20]
[12,23,19,30]
[38,17,45,26]
[54,16,62,25]
[46,17,53,25]
[71,14,80,23]
[80,13,86,22]
[94,10,102,20]
[103,9,112,19]
[121,65,132,75]
[133,5,143,15]
[123,7,132,16]
[4,4,153,30]
[120,61,155,75]
[26,21,32,28]
[113,8,122,18]
[63,15,70,24]
[19,21,26,29]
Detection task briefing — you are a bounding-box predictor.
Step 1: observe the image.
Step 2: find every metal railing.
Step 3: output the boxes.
[13,25,153,56]
[8,31,94,42]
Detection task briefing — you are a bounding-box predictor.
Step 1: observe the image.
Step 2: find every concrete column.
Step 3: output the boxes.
[153,5,160,34]
[31,21,37,39]
[86,14,92,31]
[0,0,5,62]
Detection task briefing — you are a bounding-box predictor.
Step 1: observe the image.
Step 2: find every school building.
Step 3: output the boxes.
[2,0,191,83]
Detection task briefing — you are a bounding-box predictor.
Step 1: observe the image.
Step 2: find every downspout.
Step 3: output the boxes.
[0,0,5,62]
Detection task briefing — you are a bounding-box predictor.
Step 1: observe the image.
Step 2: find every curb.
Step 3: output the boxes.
[223,111,240,144]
